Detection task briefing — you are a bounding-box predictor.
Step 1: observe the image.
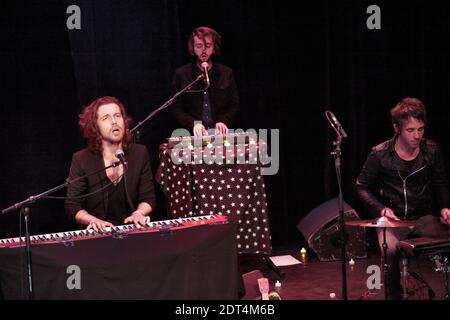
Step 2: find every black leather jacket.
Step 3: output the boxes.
[355,136,450,220]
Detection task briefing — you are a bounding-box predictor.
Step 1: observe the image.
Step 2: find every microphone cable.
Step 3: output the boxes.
[43,165,128,201]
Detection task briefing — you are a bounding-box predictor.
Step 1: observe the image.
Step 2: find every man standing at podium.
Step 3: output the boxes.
[65,96,156,231]
[170,26,240,136]
[355,97,450,299]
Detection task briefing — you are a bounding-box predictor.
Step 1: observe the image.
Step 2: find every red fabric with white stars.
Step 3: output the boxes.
[156,143,272,254]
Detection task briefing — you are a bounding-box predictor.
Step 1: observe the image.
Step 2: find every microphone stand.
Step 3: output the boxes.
[131,73,205,141]
[331,134,348,300]
[130,74,205,221]
[1,161,122,300]
[326,111,348,300]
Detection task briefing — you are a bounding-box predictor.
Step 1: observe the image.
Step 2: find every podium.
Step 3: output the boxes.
[156,138,272,254]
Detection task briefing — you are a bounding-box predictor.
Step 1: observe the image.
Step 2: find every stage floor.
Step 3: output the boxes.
[239,243,449,300]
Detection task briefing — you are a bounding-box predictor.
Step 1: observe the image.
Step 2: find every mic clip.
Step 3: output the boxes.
[111,161,121,168]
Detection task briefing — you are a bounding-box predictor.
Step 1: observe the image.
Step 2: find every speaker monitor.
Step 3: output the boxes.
[296,198,366,262]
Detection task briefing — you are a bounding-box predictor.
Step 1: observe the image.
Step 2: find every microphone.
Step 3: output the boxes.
[201,62,210,86]
[115,149,128,168]
[327,111,348,138]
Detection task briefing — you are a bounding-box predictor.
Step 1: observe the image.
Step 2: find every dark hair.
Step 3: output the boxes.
[78,96,132,152]
[390,97,427,129]
[188,26,222,56]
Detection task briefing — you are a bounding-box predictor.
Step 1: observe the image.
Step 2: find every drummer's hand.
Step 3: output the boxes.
[381,207,400,220]
[440,208,450,225]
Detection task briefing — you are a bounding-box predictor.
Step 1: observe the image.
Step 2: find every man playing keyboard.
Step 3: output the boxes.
[170,26,240,137]
[65,96,156,231]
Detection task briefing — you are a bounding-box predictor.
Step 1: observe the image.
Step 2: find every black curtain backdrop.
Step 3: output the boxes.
[1,0,449,247]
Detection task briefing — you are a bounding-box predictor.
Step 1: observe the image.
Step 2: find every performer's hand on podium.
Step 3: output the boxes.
[193,123,208,136]
[215,122,228,136]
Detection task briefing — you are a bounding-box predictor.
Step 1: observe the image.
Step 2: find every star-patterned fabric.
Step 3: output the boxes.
[156,142,272,254]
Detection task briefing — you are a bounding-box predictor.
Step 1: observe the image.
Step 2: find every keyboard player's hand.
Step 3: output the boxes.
[124,211,150,227]
[215,122,228,136]
[87,218,113,232]
[193,123,208,136]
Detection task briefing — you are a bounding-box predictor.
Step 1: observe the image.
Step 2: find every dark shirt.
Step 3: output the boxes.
[202,87,213,128]
[65,144,156,225]
[170,62,240,132]
[104,179,129,225]
[396,153,417,176]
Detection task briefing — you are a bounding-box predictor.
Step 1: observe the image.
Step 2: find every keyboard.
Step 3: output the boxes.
[0,214,228,248]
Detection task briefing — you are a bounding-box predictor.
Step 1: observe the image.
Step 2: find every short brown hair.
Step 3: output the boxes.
[390,97,427,129]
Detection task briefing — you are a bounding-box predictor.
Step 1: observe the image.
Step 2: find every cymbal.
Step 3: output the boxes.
[345,216,416,228]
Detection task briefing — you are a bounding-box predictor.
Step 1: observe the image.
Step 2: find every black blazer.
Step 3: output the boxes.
[65,144,156,223]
